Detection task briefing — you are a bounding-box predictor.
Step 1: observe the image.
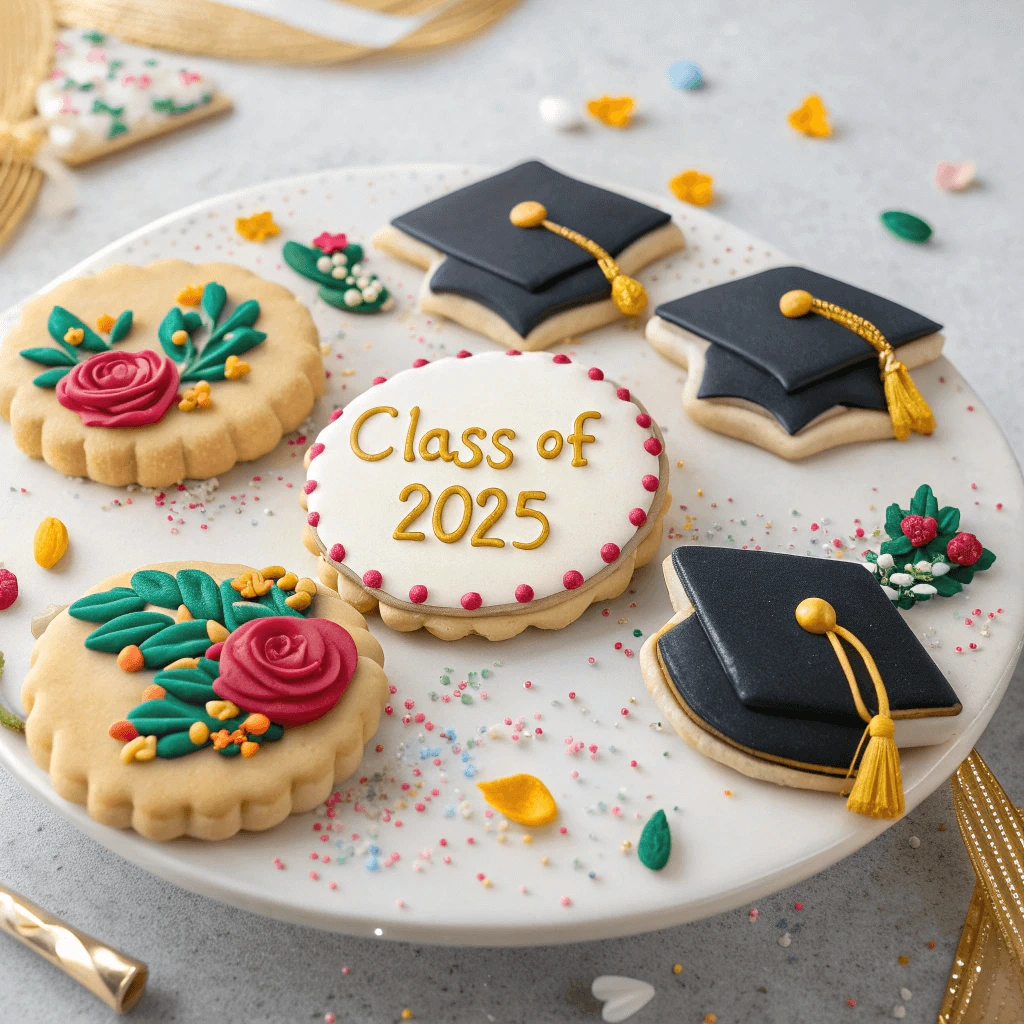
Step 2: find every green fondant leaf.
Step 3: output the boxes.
[269,584,307,617]
[176,569,224,624]
[220,580,243,632]
[881,534,914,557]
[20,347,75,367]
[318,283,389,313]
[282,241,335,287]
[139,619,213,667]
[638,809,671,871]
[931,575,962,597]
[85,611,175,652]
[197,657,221,680]
[880,210,933,244]
[884,503,906,540]
[908,485,932,517]
[153,667,218,705]
[217,744,242,757]
[229,601,275,624]
[69,587,146,622]
[201,282,227,327]
[157,307,190,362]
[951,565,976,586]
[156,732,208,758]
[128,696,236,736]
[344,243,364,264]
[47,306,108,352]
[33,367,71,388]
[186,327,266,375]
[130,569,182,609]
[925,493,939,520]
[976,548,997,572]
[182,311,202,333]
[108,310,133,343]
[206,299,260,345]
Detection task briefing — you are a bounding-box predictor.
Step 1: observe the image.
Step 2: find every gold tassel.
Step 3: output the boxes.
[509,201,647,316]
[795,597,905,819]
[779,288,935,442]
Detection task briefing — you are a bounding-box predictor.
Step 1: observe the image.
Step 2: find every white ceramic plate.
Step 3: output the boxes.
[1,164,1021,946]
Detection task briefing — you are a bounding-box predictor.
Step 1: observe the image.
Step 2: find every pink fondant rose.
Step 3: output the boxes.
[56,349,179,428]
[213,616,358,727]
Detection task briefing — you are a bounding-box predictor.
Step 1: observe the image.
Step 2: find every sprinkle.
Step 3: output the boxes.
[935,160,976,191]
[538,95,582,131]
[787,94,831,137]
[560,895,571,906]
[668,169,714,206]
[563,570,584,590]
[176,284,203,306]
[586,95,635,128]
[880,210,933,244]
[514,583,535,603]
[235,210,280,242]
[312,231,348,254]
[461,591,483,611]
[588,367,604,380]
[667,60,702,90]
[409,584,428,604]
[909,835,921,849]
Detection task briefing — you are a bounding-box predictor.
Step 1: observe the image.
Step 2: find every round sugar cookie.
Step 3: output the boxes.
[0,261,325,486]
[21,561,389,841]
[301,350,670,640]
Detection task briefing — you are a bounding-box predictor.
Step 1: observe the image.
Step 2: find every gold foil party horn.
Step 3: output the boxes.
[0,883,147,1013]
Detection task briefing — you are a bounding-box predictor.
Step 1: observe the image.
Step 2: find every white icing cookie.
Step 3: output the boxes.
[301,351,670,640]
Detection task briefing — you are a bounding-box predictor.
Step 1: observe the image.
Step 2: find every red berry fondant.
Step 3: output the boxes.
[947,532,984,566]
[900,514,938,547]
[0,568,17,610]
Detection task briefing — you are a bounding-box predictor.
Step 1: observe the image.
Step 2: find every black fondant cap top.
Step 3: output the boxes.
[655,266,942,392]
[392,160,672,294]
[667,547,958,727]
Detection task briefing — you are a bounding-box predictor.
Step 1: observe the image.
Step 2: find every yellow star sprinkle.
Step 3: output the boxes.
[586,95,635,128]
[235,210,280,242]
[176,284,204,306]
[787,94,831,138]
[669,170,714,206]
[95,313,116,333]
[477,773,558,827]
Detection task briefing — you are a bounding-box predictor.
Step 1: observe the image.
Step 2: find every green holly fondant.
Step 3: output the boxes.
[69,569,311,761]
[638,809,672,871]
[282,239,391,314]
[151,96,207,116]
[22,281,266,393]
[864,484,996,609]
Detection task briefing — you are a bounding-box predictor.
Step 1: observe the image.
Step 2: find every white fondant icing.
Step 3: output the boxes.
[306,352,661,609]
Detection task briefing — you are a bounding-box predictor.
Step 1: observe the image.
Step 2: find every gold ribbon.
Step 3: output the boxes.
[508,200,648,316]
[779,288,936,442]
[941,750,1024,1023]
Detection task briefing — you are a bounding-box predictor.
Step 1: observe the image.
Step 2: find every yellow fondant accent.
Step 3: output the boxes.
[477,773,558,827]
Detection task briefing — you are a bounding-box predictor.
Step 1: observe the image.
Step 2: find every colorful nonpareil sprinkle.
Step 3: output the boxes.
[935,160,976,191]
[667,60,703,90]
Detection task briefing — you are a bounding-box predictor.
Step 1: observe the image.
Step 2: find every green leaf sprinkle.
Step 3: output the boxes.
[638,809,671,871]
[880,210,933,244]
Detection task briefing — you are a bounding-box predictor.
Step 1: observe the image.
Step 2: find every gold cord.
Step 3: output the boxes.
[779,288,935,442]
[795,597,905,819]
[509,201,647,316]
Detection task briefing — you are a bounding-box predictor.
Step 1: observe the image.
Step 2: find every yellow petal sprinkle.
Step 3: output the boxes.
[235,210,280,242]
[586,95,635,128]
[176,284,204,306]
[477,773,558,827]
[95,313,116,333]
[668,169,714,206]
[787,94,831,138]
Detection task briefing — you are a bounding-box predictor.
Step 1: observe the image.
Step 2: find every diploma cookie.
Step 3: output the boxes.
[374,160,684,351]
[301,351,670,641]
[36,28,232,167]
[645,266,944,459]
[0,260,325,486]
[21,561,389,841]
[640,547,962,814]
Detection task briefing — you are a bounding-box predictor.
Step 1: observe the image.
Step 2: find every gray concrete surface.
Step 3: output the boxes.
[1,0,1021,1020]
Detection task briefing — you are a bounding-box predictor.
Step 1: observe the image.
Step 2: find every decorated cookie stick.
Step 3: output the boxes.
[640,547,961,815]
[300,351,671,641]
[0,260,324,486]
[374,160,684,351]
[283,233,393,313]
[36,29,231,167]
[20,561,389,841]
[645,266,944,459]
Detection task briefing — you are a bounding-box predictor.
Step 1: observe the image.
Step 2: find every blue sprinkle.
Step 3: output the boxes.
[461,751,471,762]
[667,60,703,90]
[365,858,379,872]
[588,871,596,879]
[444,806,456,818]
[463,764,477,778]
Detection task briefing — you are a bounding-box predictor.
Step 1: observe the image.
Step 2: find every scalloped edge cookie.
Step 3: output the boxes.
[21,561,389,841]
[0,261,325,486]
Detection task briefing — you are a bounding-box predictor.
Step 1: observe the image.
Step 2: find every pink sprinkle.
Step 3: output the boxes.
[384,705,393,715]
[309,871,319,881]
[643,437,663,456]
[955,646,964,653]
[749,908,759,919]
[560,896,571,907]
[443,855,452,864]
[524,680,532,689]
[309,442,325,460]
[362,569,383,588]
[620,707,629,717]
[372,376,387,385]
[552,354,571,364]
[329,408,344,422]
[439,838,448,847]
[969,642,978,650]
[600,542,620,563]
[461,591,483,611]
[794,902,804,911]
[642,474,659,492]
[506,349,522,356]
[328,881,338,890]
[616,387,630,401]
[810,522,819,532]
[412,358,429,367]
[563,569,584,590]
[630,760,638,768]
[307,511,320,527]
[515,583,534,603]
[409,584,428,604]
[326,1014,336,1023]
[628,507,647,527]
[404,699,415,710]
[559,825,568,833]
[329,543,345,561]
[973,608,982,616]
[588,367,604,380]
[569,691,576,699]
[832,538,843,549]
[342,967,350,975]
[457,349,472,358]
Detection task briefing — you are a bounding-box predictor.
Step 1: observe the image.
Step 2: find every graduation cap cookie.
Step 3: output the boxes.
[374,160,685,350]
[639,547,961,817]
[646,266,945,459]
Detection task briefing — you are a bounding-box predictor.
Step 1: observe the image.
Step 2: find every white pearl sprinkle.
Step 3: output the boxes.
[331,267,347,279]
[331,252,347,266]
[893,1006,906,1019]
[316,256,332,273]
[539,95,582,131]
[343,289,362,307]
[351,263,363,275]
[909,835,921,848]
[777,932,792,947]
[900,988,912,1001]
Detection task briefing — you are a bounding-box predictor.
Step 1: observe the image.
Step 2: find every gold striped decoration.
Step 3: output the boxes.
[54,0,523,65]
[0,0,53,249]
[941,750,1024,1023]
